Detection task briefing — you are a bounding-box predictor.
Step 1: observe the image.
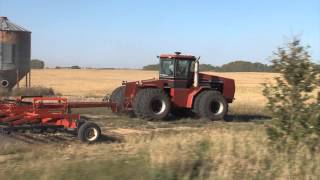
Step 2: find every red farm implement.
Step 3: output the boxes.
[0,96,116,142]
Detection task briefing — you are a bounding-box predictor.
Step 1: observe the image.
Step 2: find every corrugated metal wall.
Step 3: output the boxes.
[0,17,31,89]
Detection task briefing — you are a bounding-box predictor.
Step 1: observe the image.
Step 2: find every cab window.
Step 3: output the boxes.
[160,59,174,77]
[176,60,191,78]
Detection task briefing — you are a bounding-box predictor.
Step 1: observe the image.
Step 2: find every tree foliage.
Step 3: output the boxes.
[263,39,320,152]
[315,63,320,72]
[31,59,45,69]
[143,64,159,71]
[219,61,273,72]
[143,61,273,72]
[199,64,219,71]
[71,65,81,69]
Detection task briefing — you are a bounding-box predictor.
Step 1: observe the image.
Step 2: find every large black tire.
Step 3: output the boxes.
[78,122,101,143]
[138,89,171,120]
[110,86,125,113]
[193,91,228,120]
[192,91,207,116]
[132,89,146,118]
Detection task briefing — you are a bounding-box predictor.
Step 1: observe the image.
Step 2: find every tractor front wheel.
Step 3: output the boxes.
[78,122,101,143]
[194,91,228,120]
[109,86,125,113]
[138,89,171,120]
[132,89,146,118]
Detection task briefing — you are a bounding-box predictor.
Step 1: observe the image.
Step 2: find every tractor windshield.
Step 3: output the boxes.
[176,60,192,78]
[160,59,175,77]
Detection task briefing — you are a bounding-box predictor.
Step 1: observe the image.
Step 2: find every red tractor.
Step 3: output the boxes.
[109,52,235,120]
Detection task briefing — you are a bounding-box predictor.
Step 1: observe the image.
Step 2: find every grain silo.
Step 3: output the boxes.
[0,16,31,90]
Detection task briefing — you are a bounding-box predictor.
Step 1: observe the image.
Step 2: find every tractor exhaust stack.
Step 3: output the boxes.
[193,57,200,87]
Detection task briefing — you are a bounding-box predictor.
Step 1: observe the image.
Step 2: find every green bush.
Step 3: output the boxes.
[263,39,320,152]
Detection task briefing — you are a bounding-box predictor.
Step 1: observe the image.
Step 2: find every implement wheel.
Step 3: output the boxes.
[78,122,101,143]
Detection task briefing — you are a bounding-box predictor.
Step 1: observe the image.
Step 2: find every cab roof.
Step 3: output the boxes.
[159,53,196,61]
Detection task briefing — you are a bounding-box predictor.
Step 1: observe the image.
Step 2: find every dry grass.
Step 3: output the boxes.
[0,123,318,180]
[1,69,318,179]
[26,69,158,97]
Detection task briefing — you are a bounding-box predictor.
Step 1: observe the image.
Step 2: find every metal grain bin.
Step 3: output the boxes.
[0,16,31,90]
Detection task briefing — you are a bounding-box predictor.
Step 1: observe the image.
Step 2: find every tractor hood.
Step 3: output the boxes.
[199,73,235,101]
[140,78,166,89]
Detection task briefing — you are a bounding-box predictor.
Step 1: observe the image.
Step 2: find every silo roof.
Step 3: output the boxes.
[0,16,30,32]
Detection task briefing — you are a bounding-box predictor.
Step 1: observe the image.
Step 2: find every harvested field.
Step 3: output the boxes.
[1,69,318,179]
[27,69,278,116]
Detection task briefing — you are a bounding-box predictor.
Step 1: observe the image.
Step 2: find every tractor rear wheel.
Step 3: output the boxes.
[110,86,125,113]
[138,88,171,120]
[193,91,228,120]
[78,122,101,143]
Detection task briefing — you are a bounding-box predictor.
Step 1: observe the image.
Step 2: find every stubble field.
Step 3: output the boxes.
[0,69,319,180]
[30,69,276,116]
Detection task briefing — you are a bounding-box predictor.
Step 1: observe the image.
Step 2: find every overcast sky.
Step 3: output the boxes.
[0,0,319,68]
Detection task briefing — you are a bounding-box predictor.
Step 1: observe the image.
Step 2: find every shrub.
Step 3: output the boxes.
[263,38,320,152]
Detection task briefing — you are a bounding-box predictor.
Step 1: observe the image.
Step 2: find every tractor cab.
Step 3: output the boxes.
[159,52,197,88]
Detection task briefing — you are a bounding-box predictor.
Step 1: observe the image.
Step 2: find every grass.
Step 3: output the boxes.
[0,122,319,179]
[0,70,318,179]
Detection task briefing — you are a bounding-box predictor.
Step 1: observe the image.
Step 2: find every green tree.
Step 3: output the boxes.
[142,61,274,72]
[263,39,320,152]
[143,64,159,71]
[31,59,45,69]
[219,61,273,72]
[199,64,219,71]
[315,63,320,72]
[71,65,81,69]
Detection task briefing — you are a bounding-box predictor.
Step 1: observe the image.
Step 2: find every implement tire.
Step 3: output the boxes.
[78,122,101,143]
